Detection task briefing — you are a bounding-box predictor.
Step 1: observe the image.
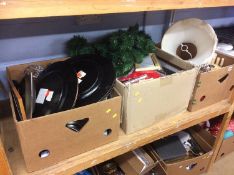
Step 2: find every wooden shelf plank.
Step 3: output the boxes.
[0,140,12,175]
[0,0,234,20]
[4,100,230,175]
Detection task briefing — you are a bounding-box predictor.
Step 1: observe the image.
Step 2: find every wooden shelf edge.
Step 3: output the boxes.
[4,100,231,175]
[0,0,234,20]
[0,139,12,175]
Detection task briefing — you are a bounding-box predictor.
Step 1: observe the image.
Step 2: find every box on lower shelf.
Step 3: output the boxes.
[145,164,166,175]
[7,58,121,172]
[188,51,234,111]
[113,125,216,175]
[145,126,215,175]
[202,114,234,162]
[215,114,234,162]
[216,136,234,162]
[115,147,157,175]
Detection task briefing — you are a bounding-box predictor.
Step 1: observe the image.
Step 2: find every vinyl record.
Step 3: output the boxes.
[67,55,116,107]
[24,72,36,119]
[33,61,78,117]
[10,85,23,121]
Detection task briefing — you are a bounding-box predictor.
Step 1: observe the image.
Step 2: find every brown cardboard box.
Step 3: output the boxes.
[216,136,234,162]
[188,51,234,111]
[145,164,166,175]
[116,47,198,134]
[7,58,121,172]
[91,160,125,175]
[115,148,157,175]
[146,127,214,175]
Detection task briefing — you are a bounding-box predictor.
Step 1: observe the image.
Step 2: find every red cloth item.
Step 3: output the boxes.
[209,118,234,136]
[228,119,234,132]
[118,70,161,84]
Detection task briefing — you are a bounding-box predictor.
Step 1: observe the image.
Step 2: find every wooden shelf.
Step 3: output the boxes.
[4,100,231,175]
[0,0,234,20]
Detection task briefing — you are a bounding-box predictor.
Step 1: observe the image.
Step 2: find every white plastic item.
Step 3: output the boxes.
[217,43,233,51]
[162,18,218,66]
[174,131,192,152]
[228,50,234,57]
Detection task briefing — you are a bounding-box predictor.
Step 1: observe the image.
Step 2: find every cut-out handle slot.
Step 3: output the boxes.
[186,163,197,170]
[104,129,112,136]
[66,118,89,132]
[39,150,50,158]
[200,95,206,102]
[218,74,229,83]
[230,85,234,91]
[200,167,205,172]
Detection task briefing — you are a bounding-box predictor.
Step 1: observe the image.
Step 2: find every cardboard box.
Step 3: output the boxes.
[216,136,234,162]
[145,164,166,175]
[188,51,234,111]
[115,148,157,175]
[91,160,125,175]
[7,58,121,172]
[116,47,198,134]
[145,126,214,175]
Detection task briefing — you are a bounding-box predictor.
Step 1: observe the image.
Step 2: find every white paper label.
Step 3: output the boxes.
[228,66,233,72]
[36,88,48,104]
[46,91,54,102]
[77,70,86,84]
[78,78,83,84]
[77,70,86,79]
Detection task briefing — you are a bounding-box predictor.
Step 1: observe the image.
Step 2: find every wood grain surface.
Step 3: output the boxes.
[2,99,231,175]
[0,0,234,19]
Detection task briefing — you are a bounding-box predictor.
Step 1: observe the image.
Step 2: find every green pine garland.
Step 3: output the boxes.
[67,35,95,56]
[66,25,156,77]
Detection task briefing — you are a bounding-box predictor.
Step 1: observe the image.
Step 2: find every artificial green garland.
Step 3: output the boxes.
[66,25,156,77]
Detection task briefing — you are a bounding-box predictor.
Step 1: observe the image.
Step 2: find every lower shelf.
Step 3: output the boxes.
[2,100,231,175]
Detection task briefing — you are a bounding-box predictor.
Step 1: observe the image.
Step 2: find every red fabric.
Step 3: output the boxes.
[118,70,161,82]
[209,118,234,136]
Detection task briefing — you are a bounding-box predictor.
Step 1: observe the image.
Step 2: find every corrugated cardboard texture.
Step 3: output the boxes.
[115,148,156,175]
[155,47,194,71]
[188,52,234,111]
[192,125,216,148]
[145,164,166,175]
[7,58,121,172]
[146,127,214,175]
[116,55,198,133]
[216,136,234,162]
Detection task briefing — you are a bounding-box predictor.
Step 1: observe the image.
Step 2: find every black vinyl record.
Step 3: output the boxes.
[67,55,116,107]
[24,73,36,119]
[33,61,78,117]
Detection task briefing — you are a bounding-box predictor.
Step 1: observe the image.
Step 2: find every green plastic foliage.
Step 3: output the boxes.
[67,36,95,56]
[66,25,156,77]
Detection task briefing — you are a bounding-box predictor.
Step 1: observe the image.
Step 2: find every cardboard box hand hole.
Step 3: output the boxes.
[7,58,121,172]
[104,129,112,136]
[39,150,50,158]
[230,85,234,91]
[200,95,206,102]
[218,73,229,83]
[200,167,205,171]
[65,118,89,132]
[185,163,197,170]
